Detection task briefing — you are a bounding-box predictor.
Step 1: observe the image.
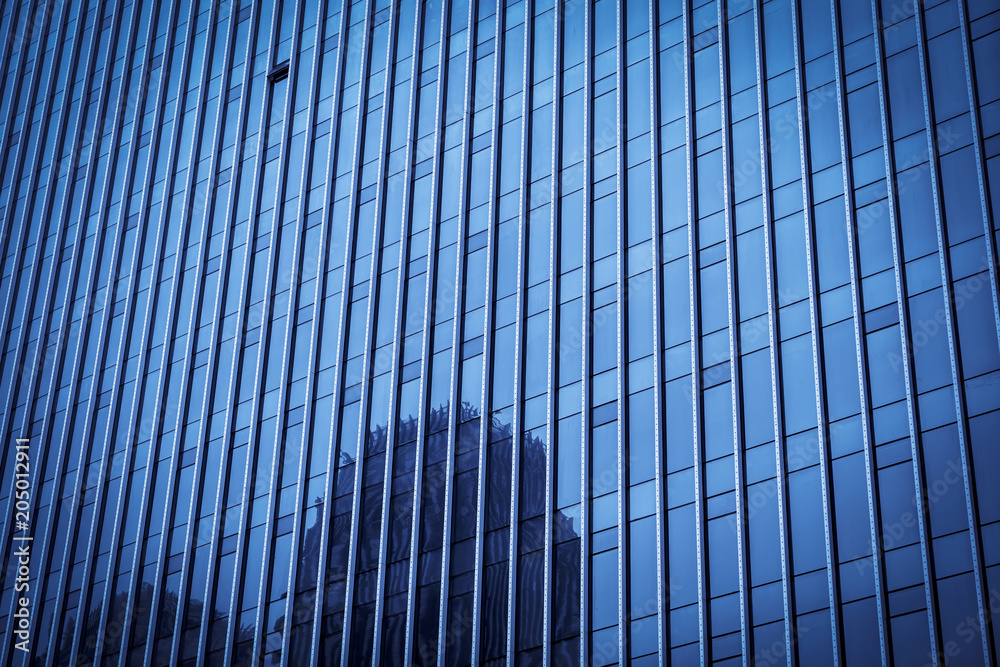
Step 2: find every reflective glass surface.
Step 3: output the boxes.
[0,0,999,665]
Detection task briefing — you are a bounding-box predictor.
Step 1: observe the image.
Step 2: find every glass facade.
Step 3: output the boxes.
[0,0,998,664]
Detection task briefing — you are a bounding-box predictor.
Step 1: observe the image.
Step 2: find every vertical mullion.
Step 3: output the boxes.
[370,1,423,663]
[953,2,999,660]
[913,4,994,664]
[25,0,143,662]
[189,2,282,663]
[0,0,70,556]
[956,0,1000,357]
[0,0,60,414]
[0,0,79,456]
[751,1,794,663]
[304,0,360,661]
[334,0,383,662]
[470,0,504,662]
[243,0,309,663]
[270,0,332,660]
[150,2,242,663]
[401,0,450,661]
[505,1,532,662]
[100,0,201,656]
[189,3,268,667]
[0,0,30,150]
[63,2,161,666]
[335,0,385,661]
[392,0,429,659]
[434,0,477,661]
[614,0,627,662]
[646,0,668,660]
[437,7,467,658]
[139,0,237,657]
[580,1,592,663]
[543,2,562,664]
[0,1,92,662]
[788,0,843,661]
[0,0,23,306]
[354,1,405,663]
[682,0,708,662]
[68,0,177,660]
[239,17,303,652]
[0,15,88,660]
[828,0,891,664]
[715,2,753,665]
[215,1,283,661]
[867,0,941,662]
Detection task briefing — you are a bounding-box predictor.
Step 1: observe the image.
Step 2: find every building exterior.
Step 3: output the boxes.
[0,0,999,664]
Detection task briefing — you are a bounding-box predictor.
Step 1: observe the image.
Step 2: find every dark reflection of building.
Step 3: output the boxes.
[324,402,585,665]
[31,581,256,666]
[347,403,583,665]
[35,403,581,665]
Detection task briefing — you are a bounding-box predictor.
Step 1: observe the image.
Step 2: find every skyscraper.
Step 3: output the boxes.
[1,0,998,664]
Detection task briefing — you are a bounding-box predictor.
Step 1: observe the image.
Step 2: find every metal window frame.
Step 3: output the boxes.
[751,1,796,663]
[913,3,994,664]
[715,1,754,664]
[867,0,942,663]
[302,0,360,661]
[0,0,108,663]
[367,0,427,664]
[827,0,892,662]
[469,1,507,664]
[400,0,454,663]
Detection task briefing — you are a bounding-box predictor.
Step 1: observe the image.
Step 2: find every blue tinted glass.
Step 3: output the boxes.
[6,0,997,663]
